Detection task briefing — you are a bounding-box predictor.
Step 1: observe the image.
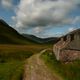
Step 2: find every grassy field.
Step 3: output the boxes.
[0,44,52,80]
[41,50,80,80]
[0,61,24,80]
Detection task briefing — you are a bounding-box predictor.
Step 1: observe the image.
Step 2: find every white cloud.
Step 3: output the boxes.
[12,0,80,29]
[1,0,13,9]
[11,16,15,21]
[68,27,76,32]
[72,16,80,24]
[62,18,73,24]
[33,27,43,34]
[62,16,80,25]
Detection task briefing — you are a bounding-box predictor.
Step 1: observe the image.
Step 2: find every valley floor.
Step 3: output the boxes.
[23,49,62,80]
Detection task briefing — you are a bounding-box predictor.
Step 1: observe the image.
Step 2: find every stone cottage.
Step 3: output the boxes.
[53,29,80,62]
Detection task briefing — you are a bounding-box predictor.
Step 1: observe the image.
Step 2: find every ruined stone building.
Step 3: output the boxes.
[53,29,80,62]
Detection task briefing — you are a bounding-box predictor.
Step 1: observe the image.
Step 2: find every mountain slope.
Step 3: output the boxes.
[22,34,60,44]
[0,19,59,44]
[0,19,34,44]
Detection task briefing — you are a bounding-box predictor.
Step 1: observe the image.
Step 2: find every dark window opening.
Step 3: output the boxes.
[63,36,67,41]
[71,34,74,41]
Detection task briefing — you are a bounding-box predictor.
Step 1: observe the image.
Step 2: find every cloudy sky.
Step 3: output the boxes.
[0,0,80,38]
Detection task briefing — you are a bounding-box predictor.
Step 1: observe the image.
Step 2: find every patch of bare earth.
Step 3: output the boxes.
[23,49,62,80]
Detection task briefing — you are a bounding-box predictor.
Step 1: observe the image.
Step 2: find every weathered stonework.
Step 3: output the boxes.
[59,50,80,62]
[53,29,80,62]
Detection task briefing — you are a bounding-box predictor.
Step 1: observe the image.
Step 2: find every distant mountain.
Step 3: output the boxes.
[0,19,35,44]
[22,34,60,44]
[0,19,60,44]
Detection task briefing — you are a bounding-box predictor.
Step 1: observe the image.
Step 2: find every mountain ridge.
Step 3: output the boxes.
[0,19,35,44]
[0,19,60,44]
[22,34,60,44]
[1,19,80,44]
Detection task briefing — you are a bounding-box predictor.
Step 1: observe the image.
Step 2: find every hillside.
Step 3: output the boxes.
[22,34,60,44]
[0,19,60,44]
[0,19,35,44]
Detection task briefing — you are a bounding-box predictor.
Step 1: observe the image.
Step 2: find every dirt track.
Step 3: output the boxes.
[23,49,62,80]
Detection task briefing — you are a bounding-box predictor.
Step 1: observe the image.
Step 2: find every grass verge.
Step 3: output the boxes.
[41,50,80,80]
[0,50,33,80]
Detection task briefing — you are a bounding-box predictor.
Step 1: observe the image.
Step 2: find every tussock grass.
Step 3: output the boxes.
[41,50,80,80]
[0,45,34,80]
[0,44,51,80]
[0,61,24,80]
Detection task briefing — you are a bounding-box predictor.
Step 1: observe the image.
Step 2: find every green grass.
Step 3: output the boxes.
[0,50,33,80]
[41,50,80,80]
[0,61,24,80]
[0,44,52,80]
[0,51,33,62]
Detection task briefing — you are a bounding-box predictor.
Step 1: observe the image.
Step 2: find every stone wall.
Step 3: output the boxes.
[53,31,80,61]
[53,35,71,61]
[59,50,80,62]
